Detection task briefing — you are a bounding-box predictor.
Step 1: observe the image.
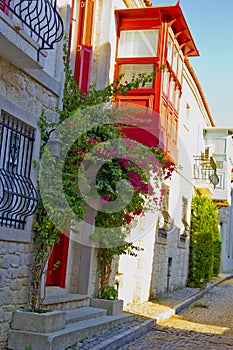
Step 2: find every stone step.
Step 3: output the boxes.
[43,293,90,311]
[65,307,107,324]
[7,313,133,350]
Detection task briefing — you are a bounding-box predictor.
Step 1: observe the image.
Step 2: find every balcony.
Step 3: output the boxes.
[211,154,232,206]
[193,155,219,195]
[0,0,64,68]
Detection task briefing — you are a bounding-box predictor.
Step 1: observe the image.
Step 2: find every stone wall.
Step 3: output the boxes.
[0,55,62,349]
[0,56,59,122]
[0,239,34,350]
[150,229,189,298]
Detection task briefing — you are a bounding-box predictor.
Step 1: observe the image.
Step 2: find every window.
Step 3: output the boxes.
[181,196,189,236]
[0,111,38,229]
[166,35,183,82]
[118,29,159,58]
[177,56,183,82]
[172,46,179,74]
[163,69,169,96]
[158,185,171,240]
[167,35,173,65]
[118,63,154,89]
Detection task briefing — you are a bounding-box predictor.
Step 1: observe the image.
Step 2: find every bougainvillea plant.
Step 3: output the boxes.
[32,36,176,308]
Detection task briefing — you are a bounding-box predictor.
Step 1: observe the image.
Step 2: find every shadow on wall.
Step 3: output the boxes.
[95,42,112,90]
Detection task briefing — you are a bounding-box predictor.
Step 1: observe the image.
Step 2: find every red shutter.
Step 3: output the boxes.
[79,45,92,93]
[0,0,9,14]
[74,0,94,92]
[84,0,94,46]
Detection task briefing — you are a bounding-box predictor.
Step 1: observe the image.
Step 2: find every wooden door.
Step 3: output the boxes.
[46,230,70,288]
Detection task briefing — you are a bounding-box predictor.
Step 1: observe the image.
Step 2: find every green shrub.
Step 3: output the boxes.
[187,194,221,287]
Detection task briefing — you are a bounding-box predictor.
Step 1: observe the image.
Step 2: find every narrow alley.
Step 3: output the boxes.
[118,277,233,349]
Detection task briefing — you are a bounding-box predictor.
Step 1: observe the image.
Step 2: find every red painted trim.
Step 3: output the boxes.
[0,0,9,14]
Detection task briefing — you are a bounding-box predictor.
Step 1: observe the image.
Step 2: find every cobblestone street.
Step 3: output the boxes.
[118,277,233,349]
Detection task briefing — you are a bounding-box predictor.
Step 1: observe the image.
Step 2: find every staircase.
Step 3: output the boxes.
[7,294,132,350]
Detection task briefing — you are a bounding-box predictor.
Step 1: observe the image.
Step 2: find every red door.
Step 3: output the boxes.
[46,230,70,288]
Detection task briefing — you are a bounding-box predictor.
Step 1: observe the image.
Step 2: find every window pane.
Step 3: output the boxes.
[167,35,173,65]
[163,70,169,95]
[118,64,154,88]
[118,30,159,58]
[177,56,183,82]
[169,80,175,102]
[172,46,178,73]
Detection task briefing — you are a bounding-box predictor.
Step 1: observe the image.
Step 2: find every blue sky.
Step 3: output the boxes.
[151,0,233,127]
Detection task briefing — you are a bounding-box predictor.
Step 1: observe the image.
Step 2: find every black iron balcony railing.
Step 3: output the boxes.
[0,0,64,60]
[193,155,219,188]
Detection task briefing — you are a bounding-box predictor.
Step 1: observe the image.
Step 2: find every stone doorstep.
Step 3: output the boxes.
[7,311,133,350]
[42,293,90,311]
[65,307,107,324]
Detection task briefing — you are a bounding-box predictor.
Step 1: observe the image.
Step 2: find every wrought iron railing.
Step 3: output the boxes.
[193,155,219,187]
[0,112,38,229]
[0,0,64,60]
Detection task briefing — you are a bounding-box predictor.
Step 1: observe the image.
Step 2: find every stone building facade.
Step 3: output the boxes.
[1,0,230,349]
[0,1,69,348]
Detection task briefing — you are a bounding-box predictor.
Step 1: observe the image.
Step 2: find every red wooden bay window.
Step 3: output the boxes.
[114,5,199,164]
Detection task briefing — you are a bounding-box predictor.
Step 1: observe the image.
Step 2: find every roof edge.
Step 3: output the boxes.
[185,58,215,127]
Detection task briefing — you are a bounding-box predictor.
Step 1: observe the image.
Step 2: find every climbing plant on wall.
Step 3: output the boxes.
[187,193,221,287]
[30,36,175,309]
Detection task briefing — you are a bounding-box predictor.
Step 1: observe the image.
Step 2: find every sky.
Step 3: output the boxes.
[151,0,233,128]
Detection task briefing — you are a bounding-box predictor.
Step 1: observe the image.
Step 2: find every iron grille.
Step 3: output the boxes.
[0,0,64,60]
[0,111,38,229]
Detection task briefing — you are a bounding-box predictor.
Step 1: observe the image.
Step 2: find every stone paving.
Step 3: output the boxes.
[118,276,233,349]
[65,274,232,349]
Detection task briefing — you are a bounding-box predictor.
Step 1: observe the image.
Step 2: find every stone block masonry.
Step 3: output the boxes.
[0,240,34,350]
[0,56,59,122]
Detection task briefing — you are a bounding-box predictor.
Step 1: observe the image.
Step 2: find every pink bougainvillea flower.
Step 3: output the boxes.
[100,195,110,205]
[122,138,134,148]
[128,171,142,189]
[67,119,72,126]
[133,209,143,216]
[124,214,132,225]
[147,154,160,166]
[160,188,167,196]
[140,182,153,195]
[137,160,148,170]
[152,166,159,173]
[118,158,129,169]
[87,138,97,144]
[75,147,83,152]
